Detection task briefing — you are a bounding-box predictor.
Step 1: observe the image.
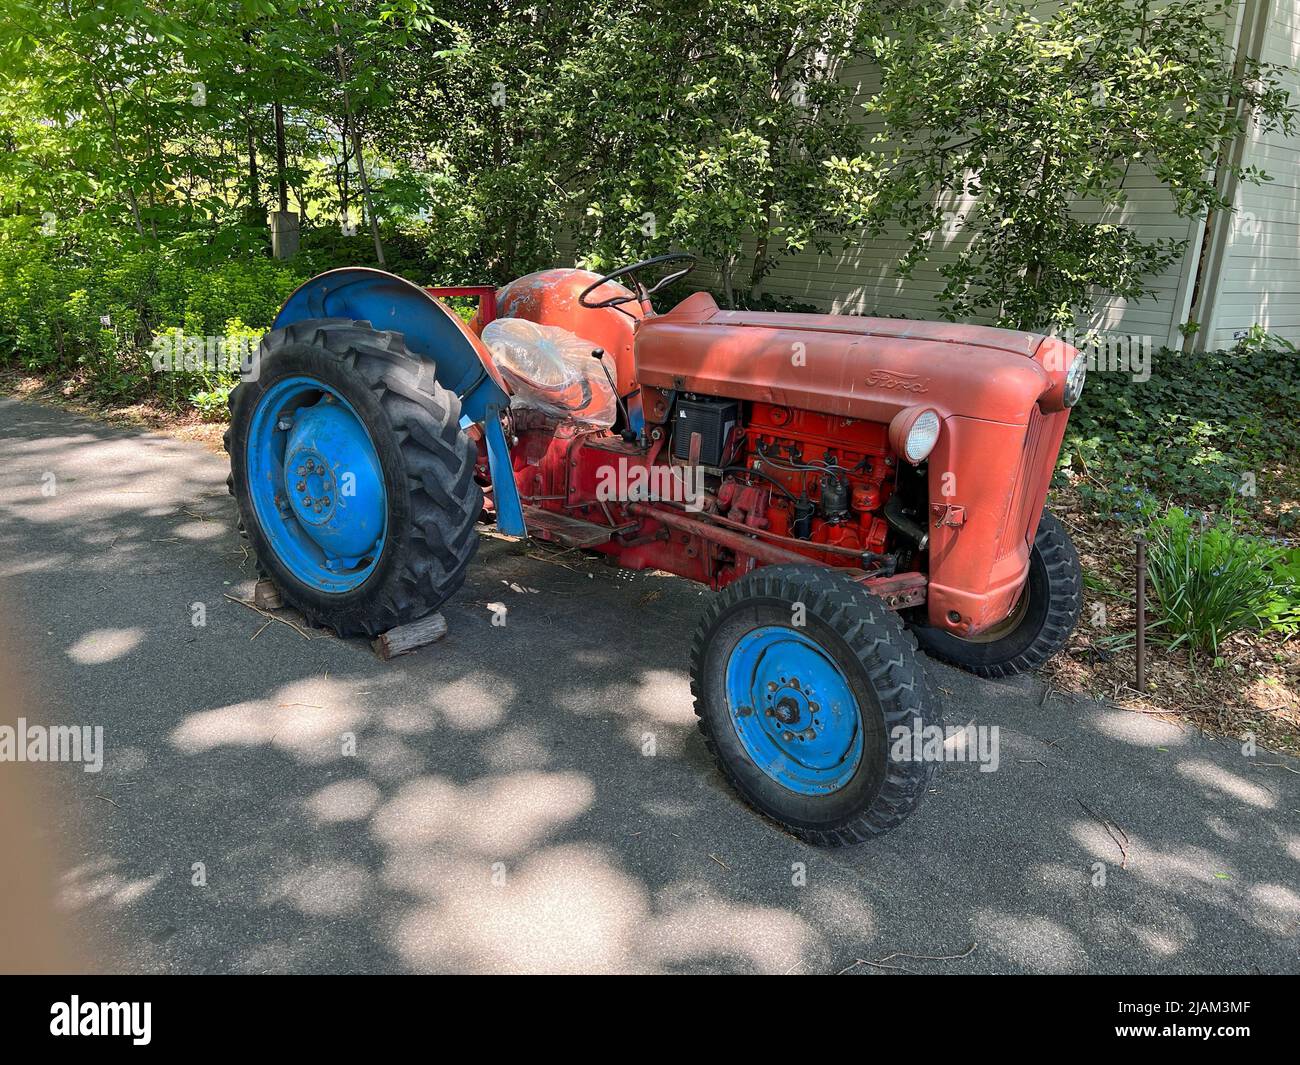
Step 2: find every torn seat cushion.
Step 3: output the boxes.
[480,318,616,428]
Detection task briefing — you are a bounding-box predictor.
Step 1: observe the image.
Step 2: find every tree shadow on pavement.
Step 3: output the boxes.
[1,398,1297,974]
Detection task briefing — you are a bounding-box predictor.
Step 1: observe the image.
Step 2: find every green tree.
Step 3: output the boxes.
[367,2,577,283]
[559,0,886,306]
[865,0,1297,330]
[0,0,195,236]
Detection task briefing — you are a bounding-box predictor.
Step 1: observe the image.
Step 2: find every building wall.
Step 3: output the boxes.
[1200,0,1300,349]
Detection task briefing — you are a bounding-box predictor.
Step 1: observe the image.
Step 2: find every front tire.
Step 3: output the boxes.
[226,318,481,636]
[690,565,939,846]
[912,511,1081,678]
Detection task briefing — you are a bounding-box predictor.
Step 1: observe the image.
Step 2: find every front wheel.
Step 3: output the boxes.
[690,565,939,846]
[911,511,1082,678]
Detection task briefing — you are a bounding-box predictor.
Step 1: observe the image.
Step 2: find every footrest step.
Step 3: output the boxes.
[522,505,615,548]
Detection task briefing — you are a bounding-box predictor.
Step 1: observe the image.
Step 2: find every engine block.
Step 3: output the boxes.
[726,403,894,558]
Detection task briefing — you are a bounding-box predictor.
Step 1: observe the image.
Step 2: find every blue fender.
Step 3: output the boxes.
[273,268,526,537]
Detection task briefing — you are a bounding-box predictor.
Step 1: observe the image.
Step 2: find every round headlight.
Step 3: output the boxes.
[906,409,941,462]
[888,405,943,464]
[884,409,940,468]
[1064,352,1087,407]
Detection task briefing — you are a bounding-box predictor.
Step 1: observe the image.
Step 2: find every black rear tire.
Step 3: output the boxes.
[912,511,1081,678]
[690,565,939,846]
[225,318,481,637]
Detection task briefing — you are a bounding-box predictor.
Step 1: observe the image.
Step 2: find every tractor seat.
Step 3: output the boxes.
[480,318,616,428]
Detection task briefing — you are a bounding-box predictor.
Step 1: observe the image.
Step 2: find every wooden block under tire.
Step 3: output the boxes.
[371,613,448,660]
[253,579,283,611]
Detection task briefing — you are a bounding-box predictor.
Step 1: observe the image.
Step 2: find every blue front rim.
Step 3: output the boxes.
[246,376,388,593]
[725,626,864,795]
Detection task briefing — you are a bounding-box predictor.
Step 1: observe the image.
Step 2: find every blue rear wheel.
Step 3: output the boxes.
[245,376,387,593]
[225,319,481,636]
[691,565,939,845]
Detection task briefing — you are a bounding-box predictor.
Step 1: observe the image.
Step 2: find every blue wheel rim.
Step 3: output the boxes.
[246,376,388,593]
[725,626,864,795]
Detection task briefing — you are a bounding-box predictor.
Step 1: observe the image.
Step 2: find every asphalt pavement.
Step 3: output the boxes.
[1,396,1297,974]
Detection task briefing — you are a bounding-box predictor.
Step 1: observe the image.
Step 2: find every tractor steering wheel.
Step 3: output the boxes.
[578,252,697,311]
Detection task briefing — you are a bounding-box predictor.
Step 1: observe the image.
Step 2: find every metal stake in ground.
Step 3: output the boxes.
[1134,533,1147,692]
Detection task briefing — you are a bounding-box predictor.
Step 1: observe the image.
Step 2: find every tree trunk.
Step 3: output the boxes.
[246,115,260,223]
[333,28,385,266]
[746,42,795,306]
[1020,149,1054,323]
[89,85,146,237]
[721,254,738,309]
[349,122,386,268]
[274,100,288,213]
[340,115,350,221]
[749,189,776,305]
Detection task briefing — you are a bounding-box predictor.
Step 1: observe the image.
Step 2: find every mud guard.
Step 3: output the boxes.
[274,267,527,536]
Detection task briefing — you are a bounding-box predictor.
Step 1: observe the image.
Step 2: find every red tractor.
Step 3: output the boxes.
[225,254,1084,845]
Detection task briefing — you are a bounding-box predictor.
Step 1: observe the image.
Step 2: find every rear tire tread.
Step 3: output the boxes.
[914,512,1081,678]
[225,319,480,637]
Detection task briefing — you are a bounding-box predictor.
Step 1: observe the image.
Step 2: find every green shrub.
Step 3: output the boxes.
[188,383,234,421]
[1264,547,1300,639]
[1062,342,1300,522]
[296,225,445,282]
[0,218,310,411]
[1146,508,1286,657]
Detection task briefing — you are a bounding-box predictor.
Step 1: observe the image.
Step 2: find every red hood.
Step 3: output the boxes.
[692,300,1047,359]
[634,293,1071,426]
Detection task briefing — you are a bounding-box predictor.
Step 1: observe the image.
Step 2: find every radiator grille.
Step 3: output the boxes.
[997,409,1048,560]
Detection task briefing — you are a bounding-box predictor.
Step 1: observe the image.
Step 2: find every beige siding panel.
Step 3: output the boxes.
[1207,0,1300,348]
